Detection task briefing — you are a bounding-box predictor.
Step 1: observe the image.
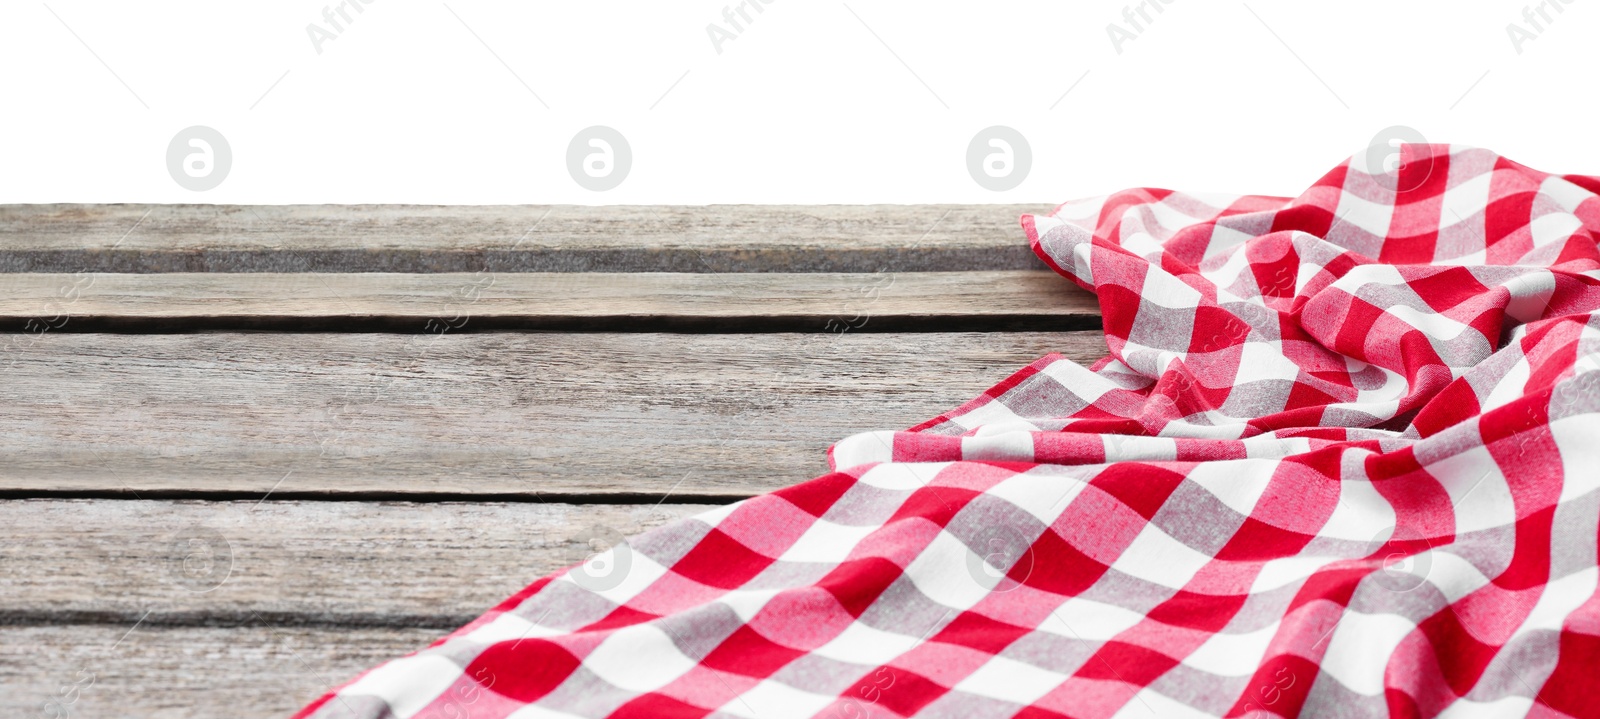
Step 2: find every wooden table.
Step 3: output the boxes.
[0,205,1106,718]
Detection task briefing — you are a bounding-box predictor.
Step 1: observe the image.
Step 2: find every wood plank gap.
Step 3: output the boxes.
[0,488,751,505]
[0,609,474,631]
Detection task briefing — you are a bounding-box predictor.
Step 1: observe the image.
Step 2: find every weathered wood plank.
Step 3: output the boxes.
[0,331,1107,499]
[0,499,712,627]
[0,624,434,719]
[0,205,1048,273]
[0,271,1097,332]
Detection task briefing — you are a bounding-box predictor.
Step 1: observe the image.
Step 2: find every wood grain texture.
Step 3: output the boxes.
[0,331,1108,499]
[0,205,1101,716]
[0,204,1050,273]
[0,271,1098,332]
[0,499,712,627]
[0,624,435,719]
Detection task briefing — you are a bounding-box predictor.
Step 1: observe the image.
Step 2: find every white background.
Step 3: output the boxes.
[0,0,1592,205]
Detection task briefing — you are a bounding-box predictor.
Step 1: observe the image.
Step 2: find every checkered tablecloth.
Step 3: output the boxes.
[297,144,1600,718]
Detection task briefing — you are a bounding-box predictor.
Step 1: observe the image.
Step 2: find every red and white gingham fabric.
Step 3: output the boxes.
[296,145,1600,719]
